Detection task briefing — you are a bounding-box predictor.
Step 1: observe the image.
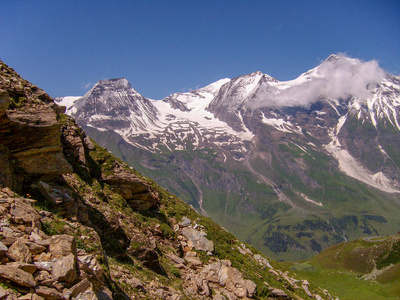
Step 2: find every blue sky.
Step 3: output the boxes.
[1,0,399,99]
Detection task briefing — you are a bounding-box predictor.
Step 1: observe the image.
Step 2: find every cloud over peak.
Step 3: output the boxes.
[250,54,386,108]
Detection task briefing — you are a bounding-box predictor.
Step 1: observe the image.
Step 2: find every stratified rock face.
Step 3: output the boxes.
[0,61,72,189]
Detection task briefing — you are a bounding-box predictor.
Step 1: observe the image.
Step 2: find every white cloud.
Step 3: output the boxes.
[250,54,386,108]
[82,82,92,89]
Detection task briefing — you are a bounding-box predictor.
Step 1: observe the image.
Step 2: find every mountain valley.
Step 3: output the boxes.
[57,54,400,261]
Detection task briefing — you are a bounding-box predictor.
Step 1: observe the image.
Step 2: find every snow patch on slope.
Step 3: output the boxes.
[260,112,302,134]
[56,96,81,114]
[325,115,400,194]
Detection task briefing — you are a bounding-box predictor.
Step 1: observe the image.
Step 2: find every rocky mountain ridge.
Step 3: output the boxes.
[57,54,400,261]
[0,60,332,299]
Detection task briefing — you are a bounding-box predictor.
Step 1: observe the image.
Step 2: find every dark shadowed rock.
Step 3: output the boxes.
[133,246,164,274]
[102,164,159,211]
[0,89,9,117]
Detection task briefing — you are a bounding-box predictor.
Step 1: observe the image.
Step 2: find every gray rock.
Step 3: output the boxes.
[200,259,257,298]
[7,239,32,263]
[74,284,113,300]
[253,254,272,268]
[181,227,214,252]
[270,288,288,298]
[2,226,14,239]
[128,277,144,290]
[52,253,77,283]
[184,256,203,269]
[34,260,57,272]
[179,216,191,227]
[49,235,76,258]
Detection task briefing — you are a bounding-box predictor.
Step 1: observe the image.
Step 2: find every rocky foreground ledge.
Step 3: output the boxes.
[0,187,326,299]
[0,60,332,299]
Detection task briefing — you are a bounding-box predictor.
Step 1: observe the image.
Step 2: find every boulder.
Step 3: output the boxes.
[49,235,76,258]
[179,217,191,227]
[25,241,47,255]
[6,262,37,274]
[0,285,7,299]
[200,260,257,298]
[184,256,203,269]
[34,270,53,282]
[35,287,64,300]
[0,265,36,287]
[181,227,214,252]
[34,260,56,272]
[66,278,91,298]
[253,254,272,269]
[128,277,144,290]
[7,239,32,263]
[270,288,288,299]
[52,253,77,283]
[73,284,113,300]
[166,253,185,265]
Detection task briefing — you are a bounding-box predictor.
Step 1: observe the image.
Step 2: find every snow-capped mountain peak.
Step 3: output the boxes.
[59,78,159,135]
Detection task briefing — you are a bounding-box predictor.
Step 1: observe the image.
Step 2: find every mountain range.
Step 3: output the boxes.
[0,59,336,299]
[56,54,400,261]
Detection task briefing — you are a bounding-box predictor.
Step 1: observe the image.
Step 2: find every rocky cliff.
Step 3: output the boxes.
[0,61,332,299]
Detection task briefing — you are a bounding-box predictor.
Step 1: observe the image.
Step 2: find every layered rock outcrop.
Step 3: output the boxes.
[0,61,72,192]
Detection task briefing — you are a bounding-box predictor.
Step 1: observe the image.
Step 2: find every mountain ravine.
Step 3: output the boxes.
[57,54,400,261]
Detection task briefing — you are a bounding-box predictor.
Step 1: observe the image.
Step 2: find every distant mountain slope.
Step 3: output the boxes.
[57,54,400,261]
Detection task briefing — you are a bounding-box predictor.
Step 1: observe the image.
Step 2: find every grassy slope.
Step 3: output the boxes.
[287,234,400,299]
